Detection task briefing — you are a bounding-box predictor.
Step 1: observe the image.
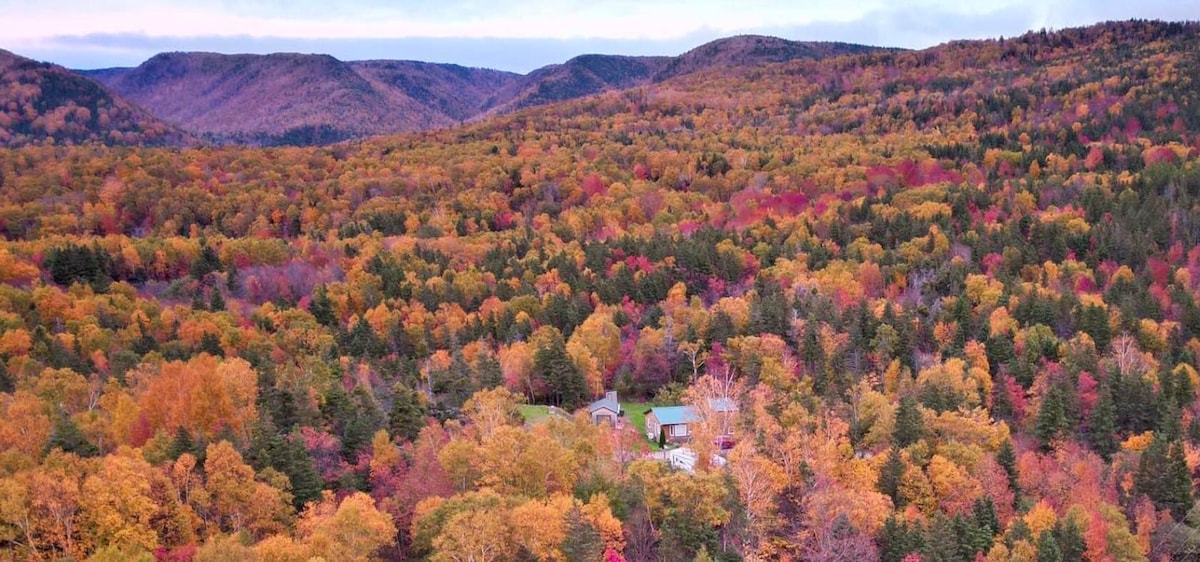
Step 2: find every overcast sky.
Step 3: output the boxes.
[2,0,1196,72]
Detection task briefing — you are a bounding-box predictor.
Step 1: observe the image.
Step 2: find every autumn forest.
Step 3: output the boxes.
[2,18,1200,562]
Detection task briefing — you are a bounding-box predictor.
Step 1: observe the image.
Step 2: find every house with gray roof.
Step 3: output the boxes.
[588,391,622,425]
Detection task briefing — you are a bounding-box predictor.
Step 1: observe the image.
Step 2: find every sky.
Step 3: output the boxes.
[2,0,1197,72]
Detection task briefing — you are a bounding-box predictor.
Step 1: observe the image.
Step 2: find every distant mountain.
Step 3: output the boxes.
[0,49,187,147]
[348,60,520,122]
[655,36,883,80]
[71,37,887,146]
[83,52,474,145]
[484,54,672,115]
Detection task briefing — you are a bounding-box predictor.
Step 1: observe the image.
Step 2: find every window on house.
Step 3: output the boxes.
[671,424,689,437]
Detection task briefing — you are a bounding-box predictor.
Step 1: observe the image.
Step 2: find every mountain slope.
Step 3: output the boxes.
[77,37,889,145]
[348,60,520,122]
[483,54,672,115]
[654,35,883,80]
[0,49,186,147]
[85,52,452,145]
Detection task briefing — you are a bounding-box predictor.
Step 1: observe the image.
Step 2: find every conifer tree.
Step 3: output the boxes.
[894,395,926,447]
[389,385,428,443]
[1087,383,1119,460]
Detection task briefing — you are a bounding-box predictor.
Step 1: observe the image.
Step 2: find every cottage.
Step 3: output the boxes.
[645,398,739,444]
[645,406,698,443]
[588,391,622,425]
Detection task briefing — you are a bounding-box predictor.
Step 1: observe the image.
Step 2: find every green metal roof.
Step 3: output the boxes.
[648,406,697,425]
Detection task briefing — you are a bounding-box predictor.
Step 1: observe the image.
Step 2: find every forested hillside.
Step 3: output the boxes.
[1,19,1200,562]
[0,50,187,148]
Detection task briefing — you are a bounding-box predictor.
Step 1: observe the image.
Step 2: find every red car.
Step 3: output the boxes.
[713,435,735,450]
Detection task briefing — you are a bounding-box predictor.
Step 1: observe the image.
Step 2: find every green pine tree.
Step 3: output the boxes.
[209,288,226,312]
[1036,529,1063,562]
[894,395,926,447]
[225,261,241,295]
[46,413,99,457]
[0,359,13,393]
[389,385,428,443]
[877,447,906,507]
[1035,384,1068,450]
[166,426,197,460]
[190,239,223,280]
[310,284,336,327]
[1136,436,1196,520]
[1052,519,1086,562]
[997,440,1021,505]
[878,515,924,562]
[191,289,208,311]
[199,332,224,357]
[534,333,587,409]
[1087,383,1119,460]
[922,514,961,562]
[561,506,605,562]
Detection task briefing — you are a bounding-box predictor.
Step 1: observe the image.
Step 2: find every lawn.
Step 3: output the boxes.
[622,401,661,449]
[518,404,551,424]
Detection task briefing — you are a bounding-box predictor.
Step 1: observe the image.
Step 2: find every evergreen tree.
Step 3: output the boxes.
[954,512,994,561]
[475,353,504,390]
[997,440,1021,505]
[0,359,12,393]
[1035,384,1068,450]
[748,277,789,339]
[894,395,926,447]
[310,284,336,327]
[877,447,906,507]
[1076,304,1113,351]
[878,516,924,562]
[1136,436,1195,519]
[388,385,428,443]
[246,417,323,509]
[430,351,473,411]
[561,506,605,562]
[199,332,224,357]
[704,311,736,346]
[1112,370,1159,434]
[190,239,223,280]
[166,426,198,461]
[1037,530,1063,562]
[973,497,1001,537]
[1087,383,1119,460]
[323,386,386,462]
[225,261,241,295]
[343,317,386,358]
[1052,519,1086,562]
[922,514,961,562]
[46,414,99,457]
[209,288,226,311]
[191,290,208,311]
[534,333,587,409]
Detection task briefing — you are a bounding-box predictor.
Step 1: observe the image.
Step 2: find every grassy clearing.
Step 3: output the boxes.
[518,404,551,424]
[622,401,661,449]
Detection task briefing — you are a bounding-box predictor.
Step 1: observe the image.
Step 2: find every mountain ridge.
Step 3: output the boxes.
[74,36,886,145]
